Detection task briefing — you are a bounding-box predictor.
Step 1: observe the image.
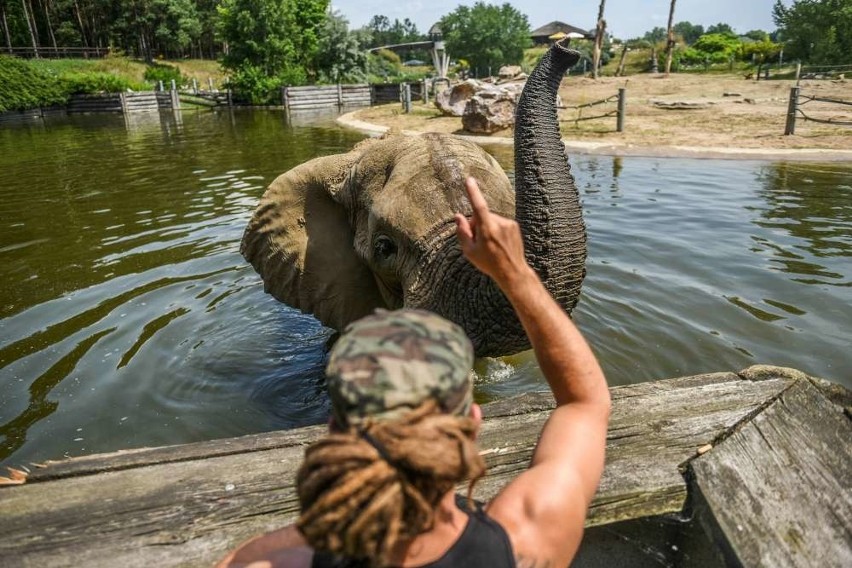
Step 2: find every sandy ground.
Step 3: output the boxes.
[344,73,852,159]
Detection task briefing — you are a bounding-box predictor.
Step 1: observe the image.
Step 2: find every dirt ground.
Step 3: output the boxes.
[350,73,852,152]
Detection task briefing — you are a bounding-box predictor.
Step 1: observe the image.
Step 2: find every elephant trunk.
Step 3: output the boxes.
[514,40,586,314]
[407,226,525,358]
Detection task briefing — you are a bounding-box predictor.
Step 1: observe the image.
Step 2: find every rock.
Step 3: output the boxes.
[462,91,517,134]
[435,80,480,117]
[435,80,525,119]
[651,99,714,110]
[723,92,742,97]
[498,65,523,80]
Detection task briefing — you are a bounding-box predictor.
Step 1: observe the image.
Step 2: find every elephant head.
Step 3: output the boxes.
[241,40,584,357]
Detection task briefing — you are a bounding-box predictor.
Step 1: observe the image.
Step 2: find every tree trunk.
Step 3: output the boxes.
[72,0,88,47]
[664,0,677,76]
[1,4,12,53]
[592,0,607,79]
[615,44,628,77]
[21,0,38,57]
[40,0,57,50]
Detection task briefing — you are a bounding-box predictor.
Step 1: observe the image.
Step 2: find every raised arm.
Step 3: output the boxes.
[455,177,610,567]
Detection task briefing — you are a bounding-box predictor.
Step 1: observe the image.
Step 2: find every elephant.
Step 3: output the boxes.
[241,40,585,358]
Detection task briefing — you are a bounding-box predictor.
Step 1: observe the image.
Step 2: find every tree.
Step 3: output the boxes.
[673,21,703,45]
[217,0,328,77]
[642,26,667,43]
[773,0,852,65]
[314,10,369,83]
[664,0,676,75]
[706,22,735,36]
[439,2,531,74]
[592,0,606,79]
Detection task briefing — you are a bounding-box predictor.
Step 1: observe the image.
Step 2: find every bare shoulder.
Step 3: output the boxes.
[486,465,589,567]
[217,524,313,568]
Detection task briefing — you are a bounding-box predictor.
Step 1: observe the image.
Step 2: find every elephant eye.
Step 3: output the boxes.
[373,236,398,262]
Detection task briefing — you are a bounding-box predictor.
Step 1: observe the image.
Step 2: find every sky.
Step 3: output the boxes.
[330,0,786,40]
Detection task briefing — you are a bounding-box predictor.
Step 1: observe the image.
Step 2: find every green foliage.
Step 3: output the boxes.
[643,27,667,43]
[60,72,144,94]
[440,2,532,72]
[773,0,852,65]
[673,22,705,45]
[315,11,370,83]
[217,0,328,78]
[363,14,427,61]
[227,63,283,105]
[143,63,185,86]
[706,23,736,36]
[0,56,68,112]
[741,39,782,64]
[680,33,743,64]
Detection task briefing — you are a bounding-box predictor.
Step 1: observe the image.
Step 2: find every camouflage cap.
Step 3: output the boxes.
[326,309,475,429]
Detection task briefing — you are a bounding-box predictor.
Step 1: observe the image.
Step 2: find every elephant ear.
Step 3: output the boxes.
[241,148,385,330]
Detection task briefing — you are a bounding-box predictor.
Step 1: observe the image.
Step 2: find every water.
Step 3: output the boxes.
[1,111,849,468]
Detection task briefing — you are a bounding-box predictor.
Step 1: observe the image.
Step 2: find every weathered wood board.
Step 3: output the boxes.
[1,366,844,567]
[691,378,852,567]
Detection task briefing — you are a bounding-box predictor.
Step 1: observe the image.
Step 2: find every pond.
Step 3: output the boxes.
[1,111,850,468]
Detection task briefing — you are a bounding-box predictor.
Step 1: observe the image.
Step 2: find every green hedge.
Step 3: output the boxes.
[0,56,147,112]
[0,56,68,112]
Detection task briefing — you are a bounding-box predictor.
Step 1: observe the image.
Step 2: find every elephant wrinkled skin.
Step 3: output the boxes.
[242,40,585,357]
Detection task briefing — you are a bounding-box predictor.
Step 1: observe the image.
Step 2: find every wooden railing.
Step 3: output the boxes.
[3,46,110,59]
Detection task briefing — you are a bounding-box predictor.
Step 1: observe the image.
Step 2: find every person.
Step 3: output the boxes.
[218,177,610,568]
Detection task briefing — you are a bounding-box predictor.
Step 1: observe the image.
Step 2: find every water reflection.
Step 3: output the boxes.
[753,162,851,285]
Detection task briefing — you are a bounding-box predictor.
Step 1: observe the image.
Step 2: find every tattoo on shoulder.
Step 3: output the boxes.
[515,555,552,568]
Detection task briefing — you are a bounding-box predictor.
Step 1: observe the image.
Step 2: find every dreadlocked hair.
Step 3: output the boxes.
[295,399,486,566]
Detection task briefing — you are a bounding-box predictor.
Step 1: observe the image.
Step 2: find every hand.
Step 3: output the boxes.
[454,177,533,290]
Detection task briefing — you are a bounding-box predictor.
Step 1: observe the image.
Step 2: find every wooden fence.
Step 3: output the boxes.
[3,46,109,59]
[282,84,372,112]
[560,88,627,132]
[785,87,852,135]
[280,82,429,112]
[0,91,180,124]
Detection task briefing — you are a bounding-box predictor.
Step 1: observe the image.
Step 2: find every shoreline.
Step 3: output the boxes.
[337,110,852,163]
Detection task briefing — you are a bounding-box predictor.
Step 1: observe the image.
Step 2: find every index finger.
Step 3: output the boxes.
[464,177,492,223]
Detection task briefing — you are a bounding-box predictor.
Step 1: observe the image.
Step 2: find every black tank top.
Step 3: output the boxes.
[310,497,516,568]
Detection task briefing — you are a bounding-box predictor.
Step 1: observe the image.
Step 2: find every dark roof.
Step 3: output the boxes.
[429,23,442,36]
[530,21,593,39]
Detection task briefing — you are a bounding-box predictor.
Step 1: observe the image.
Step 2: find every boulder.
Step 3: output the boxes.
[498,65,523,79]
[435,80,480,117]
[435,79,526,117]
[462,90,517,134]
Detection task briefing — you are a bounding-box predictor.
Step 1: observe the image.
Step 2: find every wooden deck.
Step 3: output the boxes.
[1,365,849,567]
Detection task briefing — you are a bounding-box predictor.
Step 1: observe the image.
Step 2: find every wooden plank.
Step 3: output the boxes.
[0,370,797,567]
[690,379,852,567]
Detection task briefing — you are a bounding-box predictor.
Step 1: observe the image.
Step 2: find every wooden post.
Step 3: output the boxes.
[403,83,412,113]
[208,77,214,92]
[617,88,626,132]
[119,92,127,114]
[158,80,164,92]
[227,89,233,107]
[784,87,799,135]
[170,79,180,110]
[337,83,343,109]
[282,87,289,111]
[192,78,198,94]
[422,79,428,104]
[795,63,802,85]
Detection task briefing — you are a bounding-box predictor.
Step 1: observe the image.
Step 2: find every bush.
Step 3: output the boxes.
[143,63,185,87]
[228,63,284,105]
[60,72,142,94]
[0,56,68,112]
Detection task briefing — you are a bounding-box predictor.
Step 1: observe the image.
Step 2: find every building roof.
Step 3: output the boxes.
[531,21,593,40]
